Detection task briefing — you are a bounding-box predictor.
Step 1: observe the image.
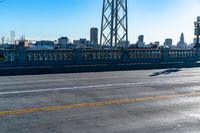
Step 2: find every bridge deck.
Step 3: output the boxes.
[0,68,200,132]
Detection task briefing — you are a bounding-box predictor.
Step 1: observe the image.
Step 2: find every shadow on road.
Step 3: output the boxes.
[150,68,182,77]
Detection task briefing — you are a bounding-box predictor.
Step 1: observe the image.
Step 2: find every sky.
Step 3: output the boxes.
[0,0,200,44]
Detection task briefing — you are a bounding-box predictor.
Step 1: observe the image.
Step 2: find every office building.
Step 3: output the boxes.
[164,38,173,48]
[90,28,98,45]
[136,35,144,47]
[177,33,187,48]
[18,40,29,48]
[58,37,69,45]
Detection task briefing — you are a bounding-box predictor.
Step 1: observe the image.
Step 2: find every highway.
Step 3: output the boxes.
[0,68,200,133]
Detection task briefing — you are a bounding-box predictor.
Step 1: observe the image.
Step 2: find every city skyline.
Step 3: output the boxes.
[0,0,200,44]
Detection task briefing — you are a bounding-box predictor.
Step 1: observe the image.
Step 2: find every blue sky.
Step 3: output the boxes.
[0,0,200,44]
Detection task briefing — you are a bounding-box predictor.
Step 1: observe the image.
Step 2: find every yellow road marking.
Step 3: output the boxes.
[0,91,200,117]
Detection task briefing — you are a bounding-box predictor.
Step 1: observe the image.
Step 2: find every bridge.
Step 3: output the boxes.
[0,68,200,132]
[1,1,200,133]
[0,1,199,75]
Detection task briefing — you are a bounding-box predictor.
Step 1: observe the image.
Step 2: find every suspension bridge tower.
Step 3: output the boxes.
[100,0,128,48]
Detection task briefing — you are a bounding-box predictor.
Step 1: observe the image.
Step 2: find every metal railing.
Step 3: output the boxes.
[0,49,198,67]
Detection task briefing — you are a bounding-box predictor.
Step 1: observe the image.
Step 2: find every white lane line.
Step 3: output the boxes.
[0,80,200,95]
[0,73,200,86]
[0,83,138,95]
[0,76,118,85]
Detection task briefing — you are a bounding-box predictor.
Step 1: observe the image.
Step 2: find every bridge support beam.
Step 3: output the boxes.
[100,0,128,48]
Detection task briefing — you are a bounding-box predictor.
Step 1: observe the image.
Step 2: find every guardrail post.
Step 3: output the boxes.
[17,49,28,66]
[122,49,129,63]
[162,48,169,63]
[75,49,83,65]
[197,48,200,61]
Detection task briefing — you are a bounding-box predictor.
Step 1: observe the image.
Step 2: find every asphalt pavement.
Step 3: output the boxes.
[0,68,200,133]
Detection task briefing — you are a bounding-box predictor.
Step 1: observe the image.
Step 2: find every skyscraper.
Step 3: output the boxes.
[177,33,187,49]
[136,35,144,47]
[164,38,173,48]
[1,37,5,45]
[90,28,98,45]
[10,31,15,45]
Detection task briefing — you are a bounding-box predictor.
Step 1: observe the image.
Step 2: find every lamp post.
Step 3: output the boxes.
[194,16,200,48]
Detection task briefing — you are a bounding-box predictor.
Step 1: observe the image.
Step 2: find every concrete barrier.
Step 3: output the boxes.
[0,62,200,76]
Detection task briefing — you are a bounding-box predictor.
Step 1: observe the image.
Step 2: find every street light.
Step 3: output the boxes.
[194,16,200,48]
[197,16,200,21]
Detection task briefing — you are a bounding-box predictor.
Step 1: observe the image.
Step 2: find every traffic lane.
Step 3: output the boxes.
[0,67,200,82]
[1,78,200,111]
[0,68,200,132]
[1,77,200,95]
[0,90,200,116]
[0,69,200,92]
[0,96,200,133]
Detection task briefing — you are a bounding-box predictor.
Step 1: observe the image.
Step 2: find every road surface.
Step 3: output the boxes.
[0,68,200,133]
